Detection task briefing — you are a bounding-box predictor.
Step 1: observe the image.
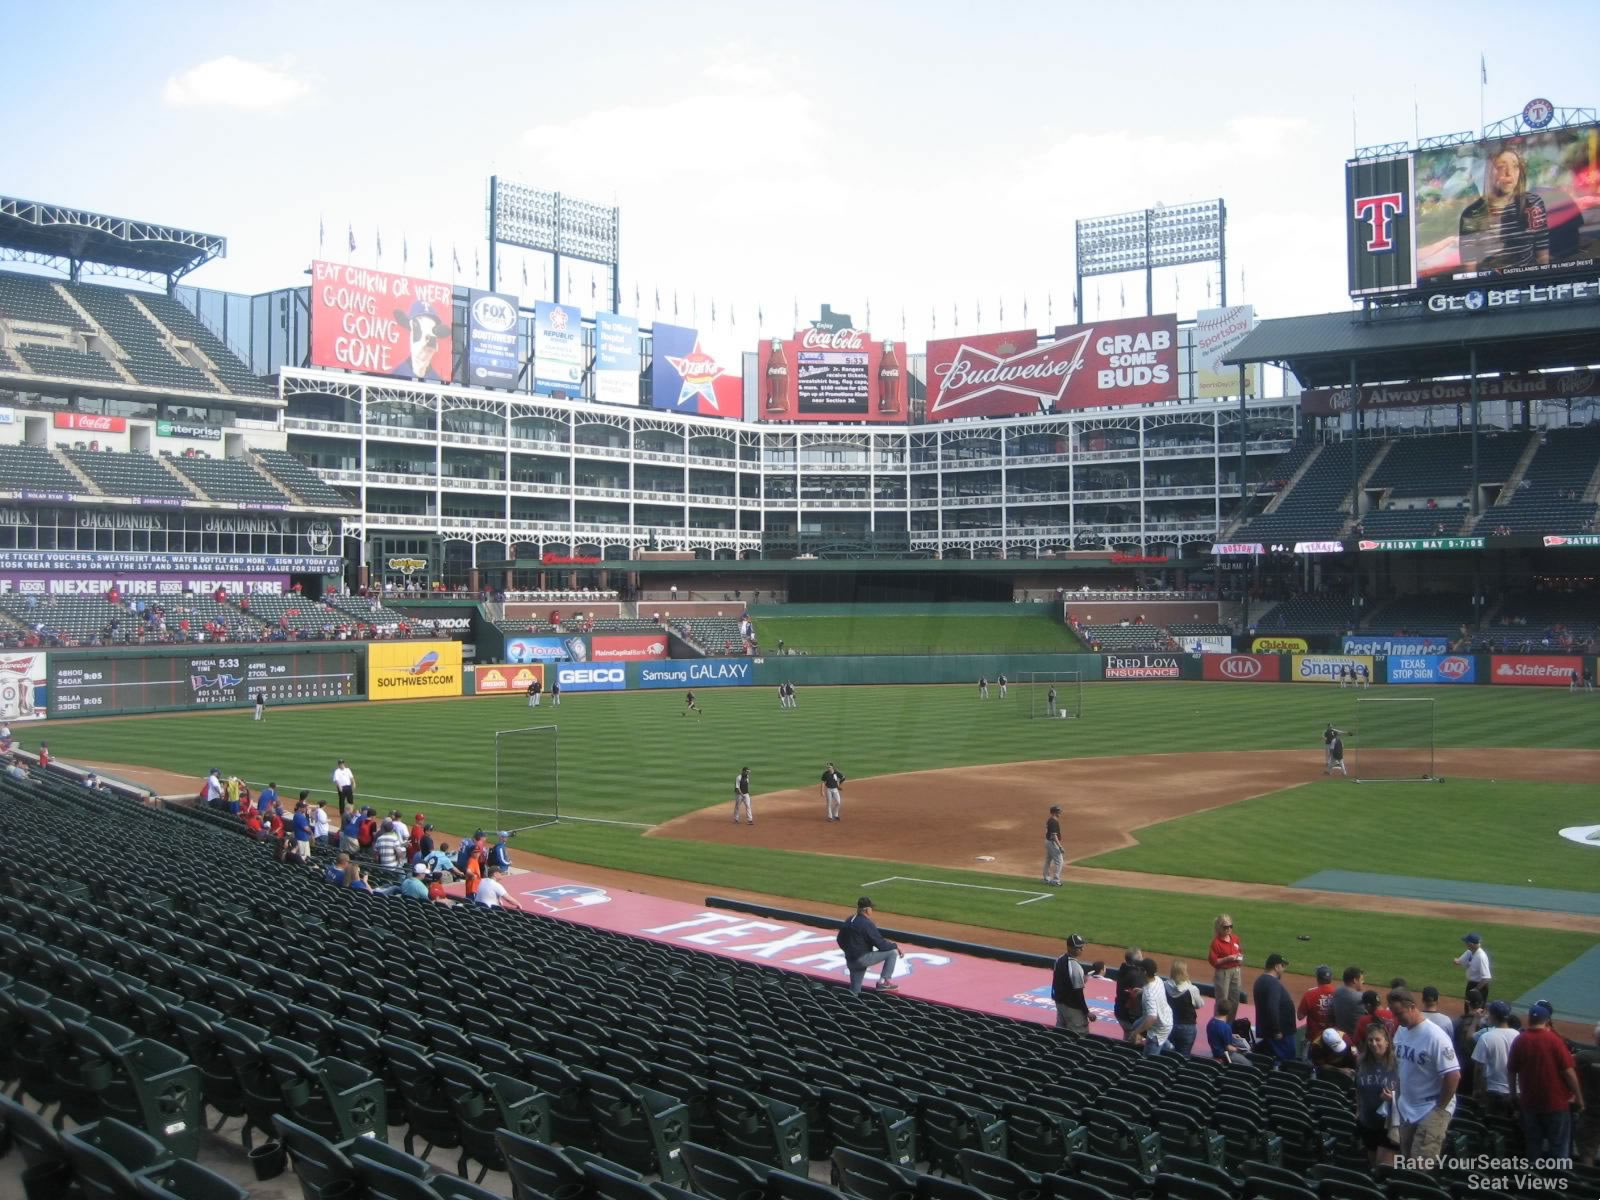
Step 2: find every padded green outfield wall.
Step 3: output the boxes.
[750,652,1104,686]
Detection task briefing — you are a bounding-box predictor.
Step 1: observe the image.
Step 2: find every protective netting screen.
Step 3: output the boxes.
[495,725,560,830]
[1027,672,1082,720]
[1353,698,1437,782]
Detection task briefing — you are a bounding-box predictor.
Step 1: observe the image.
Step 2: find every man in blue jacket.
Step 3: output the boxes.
[836,896,900,994]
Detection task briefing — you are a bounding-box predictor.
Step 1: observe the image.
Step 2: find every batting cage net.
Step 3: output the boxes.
[1026,672,1082,720]
[495,725,560,830]
[1353,697,1438,783]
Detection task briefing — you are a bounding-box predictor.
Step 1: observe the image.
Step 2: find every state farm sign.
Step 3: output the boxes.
[1490,655,1582,687]
[1203,653,1278,682]
[926,314,1177,420]
[53,412,127,433]
[592,634,668,661]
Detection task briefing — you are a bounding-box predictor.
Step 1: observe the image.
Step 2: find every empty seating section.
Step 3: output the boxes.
[171,456,293,505]
[139,293,273,397]
[68,282,222,394]
[677,618,746,654]
[1074,624,1175,651]
[324,594,427,630]
[1256,597,1355,633]
[62,449,194,499]
[0,445,84,494]
[237,592,346,632]
[1479,425,1600,533]
[1166,623,1230,637]
[1363,594,1475,637]
[1367,432,1530,498]
[0,271,84,326]
[1235,441,1378,541]
[6,761,1582,1200]
[495,620,556,635]
[255,449,356,508]
[11,343,125,385]
[1355,508,1468,537]
[591,618,661,633]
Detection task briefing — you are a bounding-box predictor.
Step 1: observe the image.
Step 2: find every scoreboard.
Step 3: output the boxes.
[796,351,870,414]
[51,649,360,717]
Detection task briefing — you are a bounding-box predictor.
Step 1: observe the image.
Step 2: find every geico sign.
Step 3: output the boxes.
[1219,656,1263,679]
[559,666,624,685]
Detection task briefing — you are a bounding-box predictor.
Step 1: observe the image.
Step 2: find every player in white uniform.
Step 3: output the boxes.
[733,767,753,824]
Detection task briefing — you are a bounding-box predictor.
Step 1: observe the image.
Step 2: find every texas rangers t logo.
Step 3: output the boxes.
[1353,193,1404,253]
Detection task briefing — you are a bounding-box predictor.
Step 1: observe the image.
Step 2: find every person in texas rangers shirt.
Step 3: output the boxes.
[1459,146,1551,275]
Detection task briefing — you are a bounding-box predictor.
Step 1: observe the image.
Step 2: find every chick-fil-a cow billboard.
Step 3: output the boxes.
[310,260,454,382]
[926,314,1176,420]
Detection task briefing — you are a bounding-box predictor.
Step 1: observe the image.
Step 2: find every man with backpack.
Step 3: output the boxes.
[836,896,900,994]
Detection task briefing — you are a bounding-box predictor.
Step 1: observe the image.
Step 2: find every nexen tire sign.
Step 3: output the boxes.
[1203,653,1278,682]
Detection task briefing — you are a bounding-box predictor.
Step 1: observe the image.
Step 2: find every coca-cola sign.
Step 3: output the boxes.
[53,412,127,434]
[757,329,903,424]
[799,327,867,351]
[926,314,1178,420]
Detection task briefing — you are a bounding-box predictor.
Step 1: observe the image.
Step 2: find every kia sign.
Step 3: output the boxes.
[1103,653,1181,680]
[1203,653,1280,682]
[466,289,520,389]
[925,314,1177,421]
[592,635,667,661]
[637,657,753,689]
[1343,636,1449,656]
[1387,655,1476,684]
[310,260,453,381]
[556,663,627,692]
[1490,654,1582,687]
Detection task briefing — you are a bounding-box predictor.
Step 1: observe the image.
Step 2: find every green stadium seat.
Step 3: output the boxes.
[62,1118,173,1200]
[708,1080,808,1171]
[65,1016,203,1158]
[580,1069,691,1185]
[821,1087,917,1168]
[260,1039,386,1145]
[678,1140,771,1200]
[831,1146,920,1200]
[434,1052,550,1181]
[131,1156,250,1200]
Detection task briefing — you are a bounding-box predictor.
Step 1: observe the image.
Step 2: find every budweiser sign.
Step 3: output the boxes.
[799,327,867,351]
[930,330,1092,416]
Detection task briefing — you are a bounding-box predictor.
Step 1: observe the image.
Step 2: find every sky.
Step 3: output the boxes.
[6,0,1594,347]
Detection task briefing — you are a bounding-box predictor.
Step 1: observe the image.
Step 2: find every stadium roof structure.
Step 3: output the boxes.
[0,195,225,288]
[1225,303,1600,388]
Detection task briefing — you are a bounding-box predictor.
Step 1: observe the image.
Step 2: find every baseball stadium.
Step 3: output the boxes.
[1,75,1599,1200]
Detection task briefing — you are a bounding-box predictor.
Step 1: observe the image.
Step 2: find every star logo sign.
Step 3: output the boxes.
[666,339,726,408]
[548,307,569,331]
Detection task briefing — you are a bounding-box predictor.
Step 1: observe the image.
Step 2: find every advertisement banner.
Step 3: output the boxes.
[1253,636,1308,652]
[925,315,1177,421]
[1175,635,1232,654]
[756,327,904,423]
[156,420,222,442]
[471,663,544,694]
[555,663,628,692]
[0,550,341,573]
[0,573,289,597]
[594,313,640,406]
[650,322,743,418]
[1103,653,1182,680]
[0,651,47,721]
[309,260,453,381]
[533,300,585,396]
[1203,653,1280,682]
[466,290,520,390]
[1302,370,1595,416]
[1357,537,1485,552]
[368,641,463,702]
[1543,534,1600,548]
[592,634,668,661]
[1213,543,1265,556]
[1291,654,1375,683]
[1490,654,1583,687]
[505,635,589,664]
[53,412,126,434]
[1342,636,1450,656]
[1387,654,1477,684]
[636,657,753,689]
[1346,154,1419,296]
[1192,306,1256,398]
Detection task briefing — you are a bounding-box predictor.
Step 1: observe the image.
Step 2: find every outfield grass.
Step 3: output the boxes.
[38,681,1600,1000]
[1081,778,1600,893]
[755,612,1086,655]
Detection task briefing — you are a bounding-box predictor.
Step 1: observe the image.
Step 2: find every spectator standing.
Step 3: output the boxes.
[1042,804,1064,886]
[1356,991,1400,1046]
[372,820,404,871]
[257,781,276,816]
[1131,958,1174,1057]
[1456,933,1492,1003]
[835,896,900,994]
[202,769,224,807]
[1354,1023,1401,1167]
[1389,987,1460,1168]
[1333,966,1368,1035]
[332,759,356,807]
[1208,915,1244,1014]
[311,798,329,846]
[1420,987,1454,1034]
[1050,933,1093,1035]
[340,805,363,854]
[36,743,48,769]
[1114,947,1146,1041]
[1454,988,1487,1096]
[1508,1001,1584,1162]
[1575,1024,1600,1168]
[1298,965,1338,1056]
[490,832,513,873]
[1472,1001,1518,1117]
[1165,959,1203,1057]
[1252,953,1298,1061]
[291,802,312,862]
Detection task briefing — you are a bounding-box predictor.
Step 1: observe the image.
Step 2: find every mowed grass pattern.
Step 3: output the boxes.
[38,681,1600,1001]
[755,612,1086,655]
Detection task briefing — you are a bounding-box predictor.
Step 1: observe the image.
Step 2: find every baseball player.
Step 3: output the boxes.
[1338,664,1350,689]
[777,682,787,710]
[1047,686,1058,717]
[684,690,702,717]
[1043,804,1064,886]
[1357,663,1371,689]
[998,673,1008,699]
[1328,731,1348,776]
[978,676,989,699]
[550,680,561,707]
[527,678,541,707]
[784,682,798,709]
[1322,724,1344,774]
[820,761,846,821]
[733,766,753,824]
[253,690,266,721]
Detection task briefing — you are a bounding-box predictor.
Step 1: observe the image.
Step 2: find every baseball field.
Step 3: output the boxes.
[37,678,1600,1015]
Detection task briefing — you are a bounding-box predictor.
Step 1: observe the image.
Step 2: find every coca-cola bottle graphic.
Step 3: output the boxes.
[878,340,902,414]
[765,337,789,415]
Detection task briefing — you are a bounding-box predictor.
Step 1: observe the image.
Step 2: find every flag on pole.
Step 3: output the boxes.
[1047,291,1053,322]
[931,306,936,334]
[428,241,435,271]
[654,287,661,313]
[522,259,528,289]
[1022,296,1028,322]
[347,225,355,254]
[673,291,679,316]
[1480,53,1487,84]
[865,298,871,329]
[402,236,409,266]
[710,298,716,323]
[758,303,764,327]
[453,246,461,274]
[474,247,480,282]
[900,306,906,334]
[376,229,383,260]
[591,277,597,301]
[792,297,798,327]
[634,283,640,311]
[998,297,1004,323]
[318,216,325,250]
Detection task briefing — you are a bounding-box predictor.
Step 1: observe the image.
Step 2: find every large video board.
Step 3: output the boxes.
[50,649,360,717]
[756,327,906,423]
[1347,122,1600,297]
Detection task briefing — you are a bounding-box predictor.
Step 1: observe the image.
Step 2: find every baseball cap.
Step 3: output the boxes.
[1487,1000,1512,1020]
[1066,933,1085,949]
[1315,965,1333,983]
[1321,1029,1347,1052]
[1264,953,1289,970]
[395,299,447,330]
[1049,805,1062,814]
[1462,932,1482,945]
[497,831,509,840]
[1528,1002,1554,1022]
[413,863,427,875]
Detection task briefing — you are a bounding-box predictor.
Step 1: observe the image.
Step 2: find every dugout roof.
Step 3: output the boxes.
[1224,303,1600,388]
[0,195,225,285]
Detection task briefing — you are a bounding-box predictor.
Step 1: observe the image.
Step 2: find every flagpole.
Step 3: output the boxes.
[1479,53,1486,136]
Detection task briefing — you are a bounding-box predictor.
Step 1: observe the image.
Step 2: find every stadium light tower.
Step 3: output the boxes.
[1074,199,1225,322]
[487,178,619,311]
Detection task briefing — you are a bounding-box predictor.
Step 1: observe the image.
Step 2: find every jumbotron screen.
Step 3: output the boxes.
[51,650,359,716]
[1347,119,1600,296]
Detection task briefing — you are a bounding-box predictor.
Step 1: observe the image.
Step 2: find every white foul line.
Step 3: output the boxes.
[860,874,1054,907]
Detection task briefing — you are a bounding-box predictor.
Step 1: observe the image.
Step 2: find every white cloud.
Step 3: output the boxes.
[163,56,310,111]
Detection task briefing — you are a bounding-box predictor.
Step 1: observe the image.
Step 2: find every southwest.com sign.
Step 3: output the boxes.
[638,658,753,689]
[369,641,462,701]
